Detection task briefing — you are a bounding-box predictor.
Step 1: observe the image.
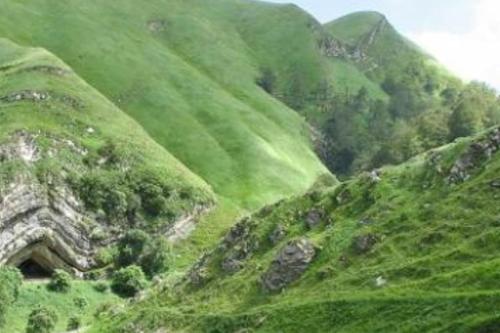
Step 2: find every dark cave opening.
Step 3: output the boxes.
[18,258,53,279]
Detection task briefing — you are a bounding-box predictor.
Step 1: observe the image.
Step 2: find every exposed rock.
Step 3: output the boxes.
[219,219,259,274]
[375,275,387,287]
[318,36,350,58]
[148,19,167,33]
[261,238,316,292]
[221,257,244,274]
[0,90,49,103]
[187,252,211,287]
[336,187,351,205]
[269,224,287,245]
[164,205,212,243]
[358,218,374,226]
[490,180,500,188]
[0,178,98,273]
[368,169,382,183]
[352,234,378,254]
[305,209,323,229]
[448,127,500,184]
[0,131,40,163]
[18,65,69,76]
[222,218,256,249]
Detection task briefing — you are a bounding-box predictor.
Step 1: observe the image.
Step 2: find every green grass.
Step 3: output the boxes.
[325,11,386,46]
[4,280,120,333]
[88,127,500,332]
[0,0,331,209]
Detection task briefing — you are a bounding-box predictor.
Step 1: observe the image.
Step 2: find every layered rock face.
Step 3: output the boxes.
[0,179,98,275]
[0,130,213,276]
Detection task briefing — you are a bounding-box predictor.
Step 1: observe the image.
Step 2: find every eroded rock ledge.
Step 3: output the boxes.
[0,131,214,276]
[0,178,98,275]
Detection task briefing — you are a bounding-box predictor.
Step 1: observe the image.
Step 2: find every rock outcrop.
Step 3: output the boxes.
[0,178,98,275]
[261,238,315,292]
[448,127,500,184]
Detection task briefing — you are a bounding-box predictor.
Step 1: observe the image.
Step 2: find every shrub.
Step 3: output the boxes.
[0,267,22,327]
[141,237,171,278]
[111,265,147,298]
[73,297,88,310]
[67,316,81,331]
[26,305,58,333]
[94,281,109,293]
[116,230,151,267]
[95,246,117,266]
[48,270,72,293]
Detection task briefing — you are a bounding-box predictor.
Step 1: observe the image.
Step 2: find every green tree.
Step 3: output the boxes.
[448,100,483,140]
[111,265,147,298]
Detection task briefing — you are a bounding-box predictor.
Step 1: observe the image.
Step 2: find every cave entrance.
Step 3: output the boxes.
[18,258,53,279]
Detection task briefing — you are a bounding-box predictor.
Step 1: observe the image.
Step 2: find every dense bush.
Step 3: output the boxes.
[116,229,171,278]
[47,270,72,293]
[26,306,58,333]
[117,230,151,268]
[140,237,172,278]
[0,267,22,327]
[67,316,82,331]
[94,281,109,293]
[111,265,147,298]
[71,168,179,226]
[73,297,88,310]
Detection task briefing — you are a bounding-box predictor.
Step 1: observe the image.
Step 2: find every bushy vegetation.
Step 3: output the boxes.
[0,267,22,327]
[48,270,72,293]
[67,316,82,331]
[26,305,58,333]
[116,229,172,278]
[111,265,147,298]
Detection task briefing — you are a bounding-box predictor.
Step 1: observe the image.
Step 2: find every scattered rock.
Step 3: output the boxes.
[305,209,324,229]
[148,19,167,33]
[358,218,374,226]
[352,234,378,254]
[261,238,316,292]
[187,253,210,287]
[369,169,382,183]
[19,65,69,76]
[375,275,387,287]
[269,224,287,245]
[0,90,49,103]
[0,131,40,163]
[448,127,500,184]
[490,180,500,188]
[336,187,351,205]
[222,218,256,248]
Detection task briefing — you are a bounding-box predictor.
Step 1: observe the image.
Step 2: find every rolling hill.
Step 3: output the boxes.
[0,0,333,209]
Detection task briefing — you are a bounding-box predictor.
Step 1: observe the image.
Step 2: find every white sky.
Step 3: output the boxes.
[266,0,500,91]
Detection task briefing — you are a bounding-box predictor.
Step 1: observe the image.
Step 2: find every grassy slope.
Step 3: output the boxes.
[0,37,213,197]
[0,0,331,209]
[325,11,455,83]
[91,127,500,332]
[4,280,119,333]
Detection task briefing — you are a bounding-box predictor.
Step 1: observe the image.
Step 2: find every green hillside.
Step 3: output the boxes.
[0,0,332,209]
[91,125,500,332]
[0,37,213,216]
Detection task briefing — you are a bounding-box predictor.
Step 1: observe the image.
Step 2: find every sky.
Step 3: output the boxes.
[266,0,500,91]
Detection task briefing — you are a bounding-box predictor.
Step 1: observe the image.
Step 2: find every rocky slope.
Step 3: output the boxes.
[0,38,215,275]
[91,125,500,332]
